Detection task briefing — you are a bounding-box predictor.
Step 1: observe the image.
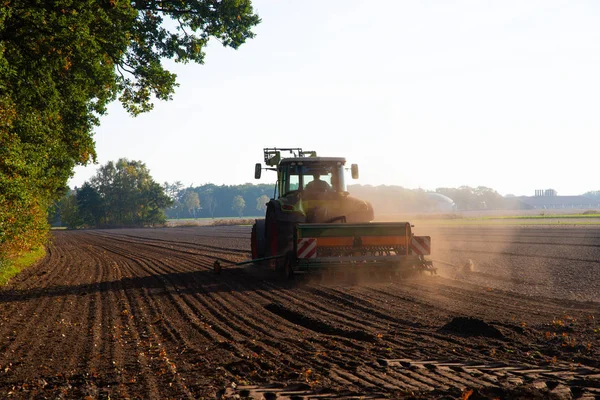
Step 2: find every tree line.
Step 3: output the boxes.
[583,191,600,201]
[162,184,511,220]
[54,164,551,229]
[163,182,273,220]
[348,185,507,214]
[50,159,274,228]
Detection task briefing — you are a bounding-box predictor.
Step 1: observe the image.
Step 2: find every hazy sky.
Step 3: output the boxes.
[68,0,600,196]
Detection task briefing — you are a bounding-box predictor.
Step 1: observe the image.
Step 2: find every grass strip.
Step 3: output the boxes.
[415,219,600,226]
[0,247,46,286]
[209,218,256,226]
[480,214,600,220]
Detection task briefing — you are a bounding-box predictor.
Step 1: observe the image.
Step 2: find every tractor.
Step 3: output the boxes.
[245,148,435,279]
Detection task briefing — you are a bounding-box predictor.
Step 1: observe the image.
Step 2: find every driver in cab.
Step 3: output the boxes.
[304,173,332,192]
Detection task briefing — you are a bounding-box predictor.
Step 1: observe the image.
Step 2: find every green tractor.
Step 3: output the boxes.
[251,148,434,279]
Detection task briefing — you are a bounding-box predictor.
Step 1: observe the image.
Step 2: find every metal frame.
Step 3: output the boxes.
[292,223,436,274]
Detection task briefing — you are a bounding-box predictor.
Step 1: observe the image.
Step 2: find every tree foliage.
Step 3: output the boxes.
[0,0,259,260]
[159,182,525,220]
[59,190,83,229]
[352,185,506,213]
[77,182,104,227]
[583,191,600,200]
[85,158,171,226]
[183,190,200,218]
[231,195,245,217]
[435,186,505,211]
[204,192,218,218]
[256,194,269,213]
[164,183,272,219]
[53,159,171,228]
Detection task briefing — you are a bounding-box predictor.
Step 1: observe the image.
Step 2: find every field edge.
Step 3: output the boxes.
[0,247,46,286]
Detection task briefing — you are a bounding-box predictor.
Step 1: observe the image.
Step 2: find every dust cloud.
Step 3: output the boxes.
[415,224,599,302]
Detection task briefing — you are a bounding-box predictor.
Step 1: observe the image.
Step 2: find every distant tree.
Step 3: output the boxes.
[82,159,172,227]
[183,191,201,218]
[77,183,104,227]
[437,187,476,211]
[204,193,218,218]
[47,200,62,227]
[170,199,186,219]
[436,186,505,211]
[232,195,246,217]
[584,191,600,200]
[163,181,186,219]
[58,191,83,229]
[163,181,184,200]
[474,186,505,210]
[256,194,270,213]
[139,180,173,225]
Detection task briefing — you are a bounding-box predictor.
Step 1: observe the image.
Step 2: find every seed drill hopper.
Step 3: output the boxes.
[215,148,435,278]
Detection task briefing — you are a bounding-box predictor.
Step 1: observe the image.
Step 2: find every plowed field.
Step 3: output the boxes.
[0,226,599,399]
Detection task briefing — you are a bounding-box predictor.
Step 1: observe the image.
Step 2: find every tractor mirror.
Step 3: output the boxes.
[254,163,262,179]
[351,164,359,179]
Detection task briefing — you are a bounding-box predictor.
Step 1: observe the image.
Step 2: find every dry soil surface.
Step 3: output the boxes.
[0,225,599,399]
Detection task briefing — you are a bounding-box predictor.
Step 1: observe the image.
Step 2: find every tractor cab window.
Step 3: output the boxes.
[280,164,302,197]
[288,175,300,192]
[280,162,346,197]
[303,171,333,192]
[303,164,347,193]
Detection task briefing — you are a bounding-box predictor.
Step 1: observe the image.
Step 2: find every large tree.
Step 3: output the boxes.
[85,158,172,226]
[0,1,260,259]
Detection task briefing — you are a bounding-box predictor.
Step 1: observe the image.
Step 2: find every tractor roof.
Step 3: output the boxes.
[280,157,346,165]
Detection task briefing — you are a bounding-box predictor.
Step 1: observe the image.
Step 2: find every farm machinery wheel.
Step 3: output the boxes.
[250,219,266,262]
[251,224,259,259]
[265,207,295,277]
[265,209,280,271]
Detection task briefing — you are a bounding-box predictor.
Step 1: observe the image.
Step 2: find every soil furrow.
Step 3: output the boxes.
[1,226,599,399]
[85,234,308,387]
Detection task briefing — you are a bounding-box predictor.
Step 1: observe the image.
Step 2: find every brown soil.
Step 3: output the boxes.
[0,225,598,399]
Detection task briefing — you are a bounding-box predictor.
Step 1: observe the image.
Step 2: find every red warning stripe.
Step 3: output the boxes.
[297,238,317,258]
[411,236,431,255]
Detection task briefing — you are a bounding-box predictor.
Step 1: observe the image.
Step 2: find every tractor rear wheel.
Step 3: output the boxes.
[265,207,295,272]
[251,223,259,260]
[265,208,281,270]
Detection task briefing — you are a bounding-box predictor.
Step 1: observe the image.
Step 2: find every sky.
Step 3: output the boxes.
[68,0,600,197]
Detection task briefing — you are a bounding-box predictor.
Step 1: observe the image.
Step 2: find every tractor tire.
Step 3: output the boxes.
[251,220,266,262]
[265,207,294,272]
[265,208,281,271]
[251,223,259,260]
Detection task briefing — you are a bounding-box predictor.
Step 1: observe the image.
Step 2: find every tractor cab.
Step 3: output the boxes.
[255,148,359,201]
[279,158,347,198]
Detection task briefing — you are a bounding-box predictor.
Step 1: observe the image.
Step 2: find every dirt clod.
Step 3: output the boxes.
[439,316,505,339]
